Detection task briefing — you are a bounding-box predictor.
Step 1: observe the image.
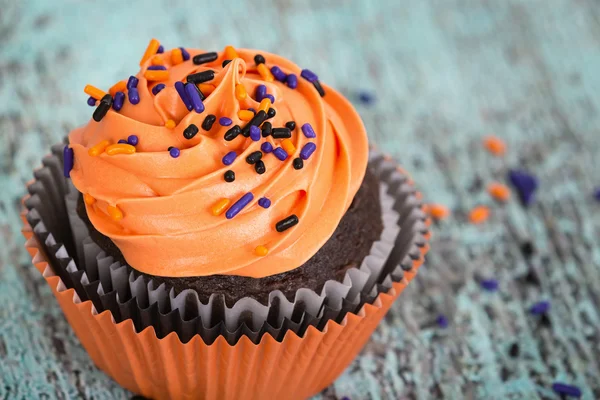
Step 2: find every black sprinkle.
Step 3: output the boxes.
[186,70,214,84]
[285,121,296,131]
[293,157,303,170]
[224,170,235,182]
[255,160,266,174]
[272,127,292,139]
[246,151,263,165]
[254,54,265,65]
[523,268,541,286]
[276,214,299,232]
[183,124,199,139]
[509,343,520,358]
[313,80,326,97]
[242,110,268,136]
[224,125,242,141]
[193,52,218,65]
[520,241,535,258]
[202,114,216,131]
[92,94,113,122]
[261,121,272,137]
[267,108,276,118]
[222,59,232,67]
[539,314,552,328]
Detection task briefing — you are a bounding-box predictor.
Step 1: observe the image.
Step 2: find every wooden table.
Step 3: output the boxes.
[1,0,599,398]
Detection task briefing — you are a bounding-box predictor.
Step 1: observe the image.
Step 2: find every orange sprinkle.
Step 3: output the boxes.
[469,205,490,224]
[165,119,176,129]
[171,48,183,65]
[224,45,239,60]
[198,84,215,95]
[258,98,272,113]
[105,143,136,156]
[235,84,247,101]
[487,182,511,202]
[84,84,107,100]
[83,193,96,206]
[211,198,231,216]
[144,70,169,81]
[109,80,127,96]
[483,135,506,156]
[139,38,160,66]
[257,63,274,82]
[88,140,110,157]
[238,110,254,121]
[151,55,164,66]
[281,139,296,156]
[107,205,123,221]
[255,245,269,256]
[428,204,450,221]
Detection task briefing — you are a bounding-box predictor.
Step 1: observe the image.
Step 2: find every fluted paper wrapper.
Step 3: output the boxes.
[21,144,430,400]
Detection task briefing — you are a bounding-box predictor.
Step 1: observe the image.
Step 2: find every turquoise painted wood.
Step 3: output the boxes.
[1,0,599,398]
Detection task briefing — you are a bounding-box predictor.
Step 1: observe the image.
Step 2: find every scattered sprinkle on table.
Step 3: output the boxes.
[487,182,511,202]
[436,315,449,328]
[358,91,376,105]
[427,204,450,221]
[469,205,490,224]
[480,279,498,292]
[483,135,506,156]
[508,169,538,206]
[529,300,550,315]
[552,383,582,398]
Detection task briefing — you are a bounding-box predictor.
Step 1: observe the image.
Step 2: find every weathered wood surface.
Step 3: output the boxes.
[1,0,599,398]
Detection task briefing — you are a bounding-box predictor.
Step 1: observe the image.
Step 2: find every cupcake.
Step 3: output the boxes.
[22,40,430,399]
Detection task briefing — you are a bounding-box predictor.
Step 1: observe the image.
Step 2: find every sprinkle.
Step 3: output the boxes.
[238,110,254,121]
[487,182,511,202]
[286,74,298,89]
[530,300,550,315]
[255,85,267,101]
[157,45,164,54]
[265,94,275,104]
[179,47,190,61]
[106,143,136,156]
[185,83,205,113]
[151,55,164,66]
[261,142,273,153]
[271,66,287,82]
[222,59,232,68]
[226,192,254,219]
[171,48,184,65]
[175,81,193,111]
[93,95,113,122]
[83,193,96,206]
[144,70,169,81]
[552,383,581,398]
[202,114,216,131]
[255,160,266,174]
[140,38,160,66]
[258,98,272,113]
[211,198,231,216]
[508,343,520,357]
[198,83,215,95]
[262,122,272,137]
[63,146,74,177]
[235,84,247,101]
[88,140,110,156]
[165,119,176,129]
[84,84,106,100]
[272,127,292,139]
[281,139,296,156]
[428,204,450,220]
[224,45,238,60]
[246,151,263,165]
[483,135,506,156]
[273,147,288,161]
[241,110,268,136]
[249,125,261,141]
[224,125,242,141]
[469,205,490,224]
[480,279,498,292]
[118,139,128,144]
[313,81,326,97]
[222,151,238,165]
[127,75,139,90]
[152,83,166,95]
[358,91,376,105]
[107,204,123,221]
[285,121,296,131]
[187,70,215,84]
[301,69,318,83]
[595,188,600,201]
[436,315,449,329]
[254,54,265,65]
[128,88,140,105]
[127,135,139,146]
[219,117,233,127]
[293,158,303,170]
[193,52,218,65]
[109,91,123,111]
[169,147,180,158]
[257,63,274,82]
[147,65,167,71]
[258,197,271,208]
[224,170,235,182]
[267,108,276,118]
[300,143,317,160]
[255,245,269,256]
[109,80,127,96]
[183,124,199,139]
[508,170,538,206]
[276,214,299,232]
[87,96,96,106]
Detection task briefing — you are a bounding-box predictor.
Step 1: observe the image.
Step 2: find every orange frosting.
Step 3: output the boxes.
[68,47,368,278]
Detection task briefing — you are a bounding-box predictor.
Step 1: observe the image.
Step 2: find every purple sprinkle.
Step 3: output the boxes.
[226,192,254,219]
[179,47,190,61]
[249,125,261,141]
[247,108,256,113]
[552,383,582,398]
[118,139,128,144]
[480,279,498,292]
[127,135,139,146]
[219,117,233,126]
[128,88,140,105]
[63,146,74,177]
[152,83,166,95]
[530,300,550,315]
[594,188,600,201]
[255,85,267,101]
[341,397,351,400]
[265,94,275,104]
[185,83,205,113]
[300,69,318,83]
[127,75,139,90]
[270,66,287,82]
[261,142,273,153]
[169,147,180,158]
[157,45,164,54]
[436,315,449,329]
[358,91,376,105]
[147,65,167,71]
[286,74,298,89]
[175,81,193,111]
[301,123,316,138]
[300,143,317,160]
[87,96,96,106]
[273,147,288,161]
[258,197,271,208]
[112,91,125,111]
[508,170,538,207]
[222,151,237,165]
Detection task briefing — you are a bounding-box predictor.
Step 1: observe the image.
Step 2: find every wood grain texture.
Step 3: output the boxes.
[1,0,599,399]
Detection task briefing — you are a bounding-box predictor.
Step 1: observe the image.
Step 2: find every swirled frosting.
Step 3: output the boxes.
[68,45,368,278]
